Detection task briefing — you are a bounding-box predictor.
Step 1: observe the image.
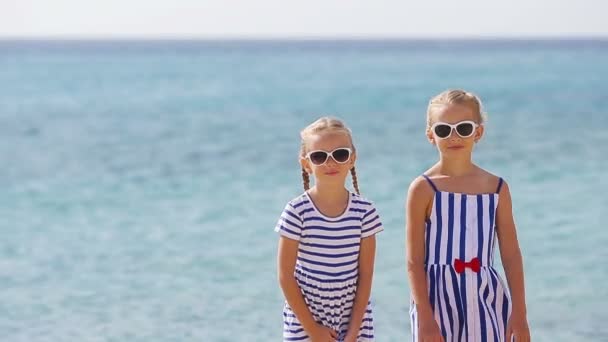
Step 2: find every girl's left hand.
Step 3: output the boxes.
[506,314,530,342]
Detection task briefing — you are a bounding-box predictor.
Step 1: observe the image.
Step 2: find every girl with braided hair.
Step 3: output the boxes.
[275,117,384,342]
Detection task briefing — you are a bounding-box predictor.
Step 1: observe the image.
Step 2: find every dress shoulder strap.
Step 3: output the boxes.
[496,177,504,194]
[422,174,439,192]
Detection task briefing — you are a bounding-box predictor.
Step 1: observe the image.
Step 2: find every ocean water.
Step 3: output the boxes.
[1,39,607,341]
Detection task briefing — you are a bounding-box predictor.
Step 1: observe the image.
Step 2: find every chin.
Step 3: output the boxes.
[441,148,471,155]
[318,175,347,183]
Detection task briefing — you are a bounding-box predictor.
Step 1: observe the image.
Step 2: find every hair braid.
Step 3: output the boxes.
[302,168,310,191]
[350,167,360,195]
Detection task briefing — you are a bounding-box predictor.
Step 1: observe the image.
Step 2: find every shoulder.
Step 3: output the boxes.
[406,176,435,222]
[350,193,376,213]
[353,193,384,236]
[286,193,309,209]
[407,175,435,199]
[351,192,374,206]
[475,167,508,193]
[281,193,310,218]
[351,193,383,223]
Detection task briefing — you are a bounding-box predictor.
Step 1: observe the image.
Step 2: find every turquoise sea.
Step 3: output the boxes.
[1,39,607,341]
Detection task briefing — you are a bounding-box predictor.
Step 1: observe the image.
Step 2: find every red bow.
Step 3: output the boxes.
[454,257,481,273]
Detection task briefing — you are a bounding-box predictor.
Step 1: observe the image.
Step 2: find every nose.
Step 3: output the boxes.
[325,155,339,165]
[448,128,461,140]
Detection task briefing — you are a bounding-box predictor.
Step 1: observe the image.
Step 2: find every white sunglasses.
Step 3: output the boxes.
[430,120,479,139]
[306,147,352,166]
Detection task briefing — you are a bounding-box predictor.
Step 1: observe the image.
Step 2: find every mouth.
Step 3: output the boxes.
[447,145,465,150]
[324,170,340,176]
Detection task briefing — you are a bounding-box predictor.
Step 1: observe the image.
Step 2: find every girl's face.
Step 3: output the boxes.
[300,131,356,187]
[427,103,484,157]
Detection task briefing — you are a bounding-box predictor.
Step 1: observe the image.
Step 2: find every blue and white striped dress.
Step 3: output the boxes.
[410,175,512,342]
[276,192,384,342]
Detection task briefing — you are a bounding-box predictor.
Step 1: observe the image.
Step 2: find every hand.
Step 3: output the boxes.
[309,323,338,342]
[418,318,445,342]
[506,314,530,342]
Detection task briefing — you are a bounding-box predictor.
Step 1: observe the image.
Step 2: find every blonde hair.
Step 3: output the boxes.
[426,89,486,128]
[299,117,360,195]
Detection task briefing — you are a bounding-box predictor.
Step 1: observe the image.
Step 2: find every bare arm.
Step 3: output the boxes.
[406,177,438,325]
[496,181,530,341]
[345,235,376,339]
[495,182,527,316]
[277,236,319,335]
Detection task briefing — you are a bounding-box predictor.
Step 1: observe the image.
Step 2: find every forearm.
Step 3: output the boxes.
[407,262,435,321]
[347,274,373,335]
[279,274,318,333]
[502,252,527,315]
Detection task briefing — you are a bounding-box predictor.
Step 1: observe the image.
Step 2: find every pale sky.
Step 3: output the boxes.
[2,0,607,38]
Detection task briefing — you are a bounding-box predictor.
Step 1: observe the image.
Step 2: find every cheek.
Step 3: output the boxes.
[434,137,448,145]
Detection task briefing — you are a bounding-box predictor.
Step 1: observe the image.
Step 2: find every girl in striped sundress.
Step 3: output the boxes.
[276,117,384,342]
[406,90,531,342]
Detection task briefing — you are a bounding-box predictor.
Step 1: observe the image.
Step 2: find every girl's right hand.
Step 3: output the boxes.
[418,319,445,342]
[309,323,338,342]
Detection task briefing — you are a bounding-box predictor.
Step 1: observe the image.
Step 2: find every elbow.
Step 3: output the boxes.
[501,250,524,268]
[358,267,375,282]
[278,270,295,288]
[407,259,425,276]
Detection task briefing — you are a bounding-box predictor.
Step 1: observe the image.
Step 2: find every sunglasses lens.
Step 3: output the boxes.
[331,148,351,163]
[456,123,474,137]
[309,151,328,165]
[434,124,452,138]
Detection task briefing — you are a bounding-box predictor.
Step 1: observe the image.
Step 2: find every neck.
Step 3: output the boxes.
[437,156,475,177]
[308,184,348,202]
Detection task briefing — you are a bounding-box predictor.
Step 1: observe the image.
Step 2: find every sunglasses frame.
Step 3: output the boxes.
[430,120,479,139]
[306,147,353,166]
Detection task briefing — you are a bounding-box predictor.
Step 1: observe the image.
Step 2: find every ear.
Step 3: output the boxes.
[474,125,484,143]
[426,129,436,145]
[300,157,312,174]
